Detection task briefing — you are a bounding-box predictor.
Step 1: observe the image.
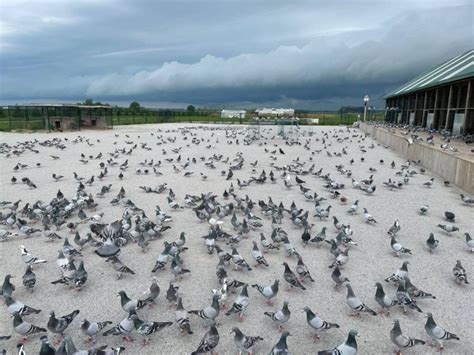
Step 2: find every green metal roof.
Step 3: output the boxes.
[386,49,474,98]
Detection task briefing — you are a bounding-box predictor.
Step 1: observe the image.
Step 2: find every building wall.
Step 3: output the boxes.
[385,78,473,134]
[360,122,474,194]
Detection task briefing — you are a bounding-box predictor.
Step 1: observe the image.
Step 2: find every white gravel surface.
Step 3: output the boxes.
[0,123,472,354]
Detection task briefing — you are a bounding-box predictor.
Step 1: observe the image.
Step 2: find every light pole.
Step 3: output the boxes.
[363,95,370,121]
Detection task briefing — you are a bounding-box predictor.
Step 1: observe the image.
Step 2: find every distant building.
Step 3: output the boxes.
[220,109,246,119]
[385,49,473,134]
[255,108,295,117]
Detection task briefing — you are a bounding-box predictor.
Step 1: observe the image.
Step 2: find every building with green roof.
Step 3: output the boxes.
[385,49,473,134]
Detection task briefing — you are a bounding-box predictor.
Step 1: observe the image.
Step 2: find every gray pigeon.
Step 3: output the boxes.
[318,329,358,355]
[102,311,136,342]
[225,284,250,320]
[191,325,219,355]
[264,301,291,331]
[5,296,41,316]
[175,297,192,335]
[1,275,15,298]
[282,262,306,290]
[390,319,425,353]
[453,260,469,284]
[252,280,279,305]
[81,318,112,343]
[118,291,146,312]
[269,331,290,355]
[345,284,377,316]
[395,280,422,313]
[303,306,339,340]
[47,309,80,341]
[426,233,439,253]
[424,312,459,350]
[22,265,36,291]
[13,313,46,341]
[189,294,220,326]
[231,327,263,354]
[132,313,172,346]
[374,282,398,314]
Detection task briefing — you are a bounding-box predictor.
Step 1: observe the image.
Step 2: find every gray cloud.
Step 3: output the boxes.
[0,0,472,109]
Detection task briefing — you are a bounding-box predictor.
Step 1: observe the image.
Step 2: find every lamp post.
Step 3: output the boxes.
[363,95,370,121]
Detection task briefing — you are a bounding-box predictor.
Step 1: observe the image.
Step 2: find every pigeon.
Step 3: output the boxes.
[444,211,455,222]
[303,306,340,340]
[189,294,220,326]
[20,245,47,265]
[390,319,425,354]
[102,311,136,342]
[175,297,192,335]
[423,177,434,187]
[143,278,160,306]
[296,255,314,282]
[437,224,459,235]
[118,291,147,312]
[251,241,269,267]
[231,247,252,271]
[1,275,15,298]
[13,313,46,341]
[166,283,179,307]
[269,331,290,355]
[282,262,306,290]
[374,282,398,314]
[331,267,350,289]
[39,335,56,355]
[47,309,80,342]
[252,279,279,305]
[5,296,41,316]
[385,261,409,284]
[132,313,172,346]
[231,327,263,354]
[345,284,377,316]
[419,205,429,215]
[424,312,459,351]
[460,194,474,205]
[191,325,219,355]
[390,236,412,256]
[465,232,474,252]
[362,208,377,223]
[106,256,135,279]
[21,265,35,292]
[264,301,291,331]
[404,277,436,299]
[318,329,358,355]
[453,260,469,284]
[225,284,250,320]
[395,280,422,313]
[426,233,439,253]
[81,318,112,343]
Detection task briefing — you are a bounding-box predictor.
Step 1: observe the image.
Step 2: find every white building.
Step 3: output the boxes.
[255,108,295,117]
[221,109,246,119]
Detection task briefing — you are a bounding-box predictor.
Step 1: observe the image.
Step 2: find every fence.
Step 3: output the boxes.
[0,107,385,131]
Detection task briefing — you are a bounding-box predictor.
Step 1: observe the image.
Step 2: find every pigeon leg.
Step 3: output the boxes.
[239,313,245,322]
[266,299,273,306]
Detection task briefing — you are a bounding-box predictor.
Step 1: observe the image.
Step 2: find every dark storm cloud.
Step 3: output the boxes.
[0,0,472,109]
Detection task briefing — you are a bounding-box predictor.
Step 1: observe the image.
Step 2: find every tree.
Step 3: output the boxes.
[84,98,94,105]
[129,101,141,112]
[187,105,196,114]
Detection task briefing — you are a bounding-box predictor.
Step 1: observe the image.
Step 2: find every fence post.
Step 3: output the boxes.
[7,107,12,130]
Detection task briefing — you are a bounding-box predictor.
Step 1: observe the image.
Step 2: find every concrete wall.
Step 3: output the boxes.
[360,123,474,194]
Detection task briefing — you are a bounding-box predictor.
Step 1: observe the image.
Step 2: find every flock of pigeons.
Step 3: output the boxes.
[0,124,472,355]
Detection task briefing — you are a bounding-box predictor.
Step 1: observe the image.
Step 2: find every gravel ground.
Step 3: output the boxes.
[0,123,472,355]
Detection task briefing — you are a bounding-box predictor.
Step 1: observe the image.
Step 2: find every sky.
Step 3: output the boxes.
[0,0,472,110]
